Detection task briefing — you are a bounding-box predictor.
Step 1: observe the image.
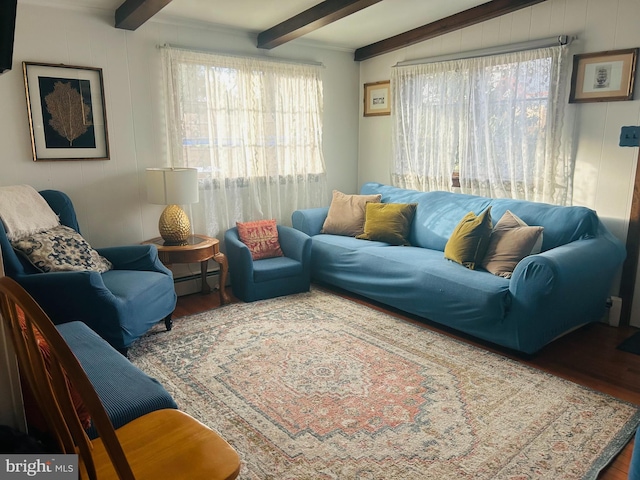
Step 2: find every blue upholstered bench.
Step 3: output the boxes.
[57,321,177,439]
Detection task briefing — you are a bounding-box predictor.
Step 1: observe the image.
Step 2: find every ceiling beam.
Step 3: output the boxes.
[115,0,173,31]
[354,0,548,61]
[258,0,383,50]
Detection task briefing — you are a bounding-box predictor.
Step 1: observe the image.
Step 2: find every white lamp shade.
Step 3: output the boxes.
[146,168,199,205]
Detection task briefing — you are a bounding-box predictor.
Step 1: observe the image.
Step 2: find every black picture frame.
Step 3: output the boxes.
[23,62,110,161]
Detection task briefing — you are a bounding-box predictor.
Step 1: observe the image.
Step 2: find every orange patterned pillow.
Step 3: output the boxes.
[236,219,284,260]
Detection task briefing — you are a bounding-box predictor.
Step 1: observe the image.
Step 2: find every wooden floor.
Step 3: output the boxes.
[175,284,640,480]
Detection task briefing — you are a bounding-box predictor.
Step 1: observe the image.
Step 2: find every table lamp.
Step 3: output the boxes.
[146,167,199,245]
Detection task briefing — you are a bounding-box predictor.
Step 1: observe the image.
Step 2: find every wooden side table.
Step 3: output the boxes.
[142,235,231,305]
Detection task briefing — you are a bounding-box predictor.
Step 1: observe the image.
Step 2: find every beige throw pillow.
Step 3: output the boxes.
[481,210,544,278]
[321,190,382,236]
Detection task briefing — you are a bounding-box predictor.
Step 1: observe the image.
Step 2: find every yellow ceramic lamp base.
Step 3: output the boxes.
[159,204,191,246]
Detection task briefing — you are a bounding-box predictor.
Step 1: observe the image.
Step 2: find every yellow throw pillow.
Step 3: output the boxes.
[356,203,417,246]
[444,207,493,269]
[321,190,382,236]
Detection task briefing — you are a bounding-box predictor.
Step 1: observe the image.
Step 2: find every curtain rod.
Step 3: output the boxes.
[158,43,325,68]
[394,35,574,67]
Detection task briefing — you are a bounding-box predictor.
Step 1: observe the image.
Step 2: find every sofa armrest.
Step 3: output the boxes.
[510,236,625,303]
[508,235,625,352]
[292,207,329,236]
[97,244,172,276]
[277,226,311,262]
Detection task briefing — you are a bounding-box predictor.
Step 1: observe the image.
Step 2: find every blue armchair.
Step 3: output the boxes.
[0,190,176,354]
[224,225,311,302]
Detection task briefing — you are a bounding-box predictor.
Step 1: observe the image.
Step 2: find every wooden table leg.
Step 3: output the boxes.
[213,252,231,304]
[200,260,211,294]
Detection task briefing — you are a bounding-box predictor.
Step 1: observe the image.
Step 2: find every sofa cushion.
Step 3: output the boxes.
[444,207,493,269]
[321,190,382,236]
[481,210,543,278]
[310,243,511,325]
[237,219,284,260]
[11,225,113,273]
[357,203,417,246]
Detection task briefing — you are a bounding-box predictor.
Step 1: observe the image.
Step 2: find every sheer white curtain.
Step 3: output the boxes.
[162,47,328,238]
[392,46,574,205]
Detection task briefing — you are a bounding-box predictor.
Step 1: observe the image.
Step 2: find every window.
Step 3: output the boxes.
[391,46,574,205]
[162,47,328,237]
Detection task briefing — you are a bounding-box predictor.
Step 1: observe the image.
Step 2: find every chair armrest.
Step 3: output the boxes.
[277,226,311,262]
[292,207,329,236]
[224,228,255,277]
[96,245,172,276]
[16,271,114,325]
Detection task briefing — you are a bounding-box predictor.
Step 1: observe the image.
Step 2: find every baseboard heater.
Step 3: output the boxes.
[173,270,220,284]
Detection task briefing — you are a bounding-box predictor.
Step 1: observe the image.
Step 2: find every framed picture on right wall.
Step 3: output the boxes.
[364,80,391,116]
[569,48,638,103]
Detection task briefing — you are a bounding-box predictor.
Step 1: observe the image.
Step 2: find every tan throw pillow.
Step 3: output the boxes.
[444,207,493,270]
[356,203,417,246]
[481,210,544,278]
[236,219,284,260]
[321,190,382,236]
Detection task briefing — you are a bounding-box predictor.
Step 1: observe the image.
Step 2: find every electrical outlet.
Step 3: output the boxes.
[620,126,640,147]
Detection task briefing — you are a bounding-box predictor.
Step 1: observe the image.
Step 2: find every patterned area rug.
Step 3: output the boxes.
[129,288,640,479]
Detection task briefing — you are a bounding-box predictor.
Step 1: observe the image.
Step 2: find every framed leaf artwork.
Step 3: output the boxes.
[23,62,109,161]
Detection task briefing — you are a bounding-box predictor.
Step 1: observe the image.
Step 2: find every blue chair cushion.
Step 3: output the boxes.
[100,270,176,346]
[57,321,178,439]
[253,256,304,283]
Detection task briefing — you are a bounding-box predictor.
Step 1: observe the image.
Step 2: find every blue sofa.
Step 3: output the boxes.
[292,183,626,355]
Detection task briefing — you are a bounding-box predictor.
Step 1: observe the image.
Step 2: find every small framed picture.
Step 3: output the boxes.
[569,48,638,103]
[364,80,391,116]
[23,62,110,161]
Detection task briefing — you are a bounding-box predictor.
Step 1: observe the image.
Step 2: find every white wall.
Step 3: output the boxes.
[358,0,640,323]
[0,2,361,248]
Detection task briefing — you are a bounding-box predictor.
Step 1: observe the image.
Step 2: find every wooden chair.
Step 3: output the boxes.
[0,276,241,480]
